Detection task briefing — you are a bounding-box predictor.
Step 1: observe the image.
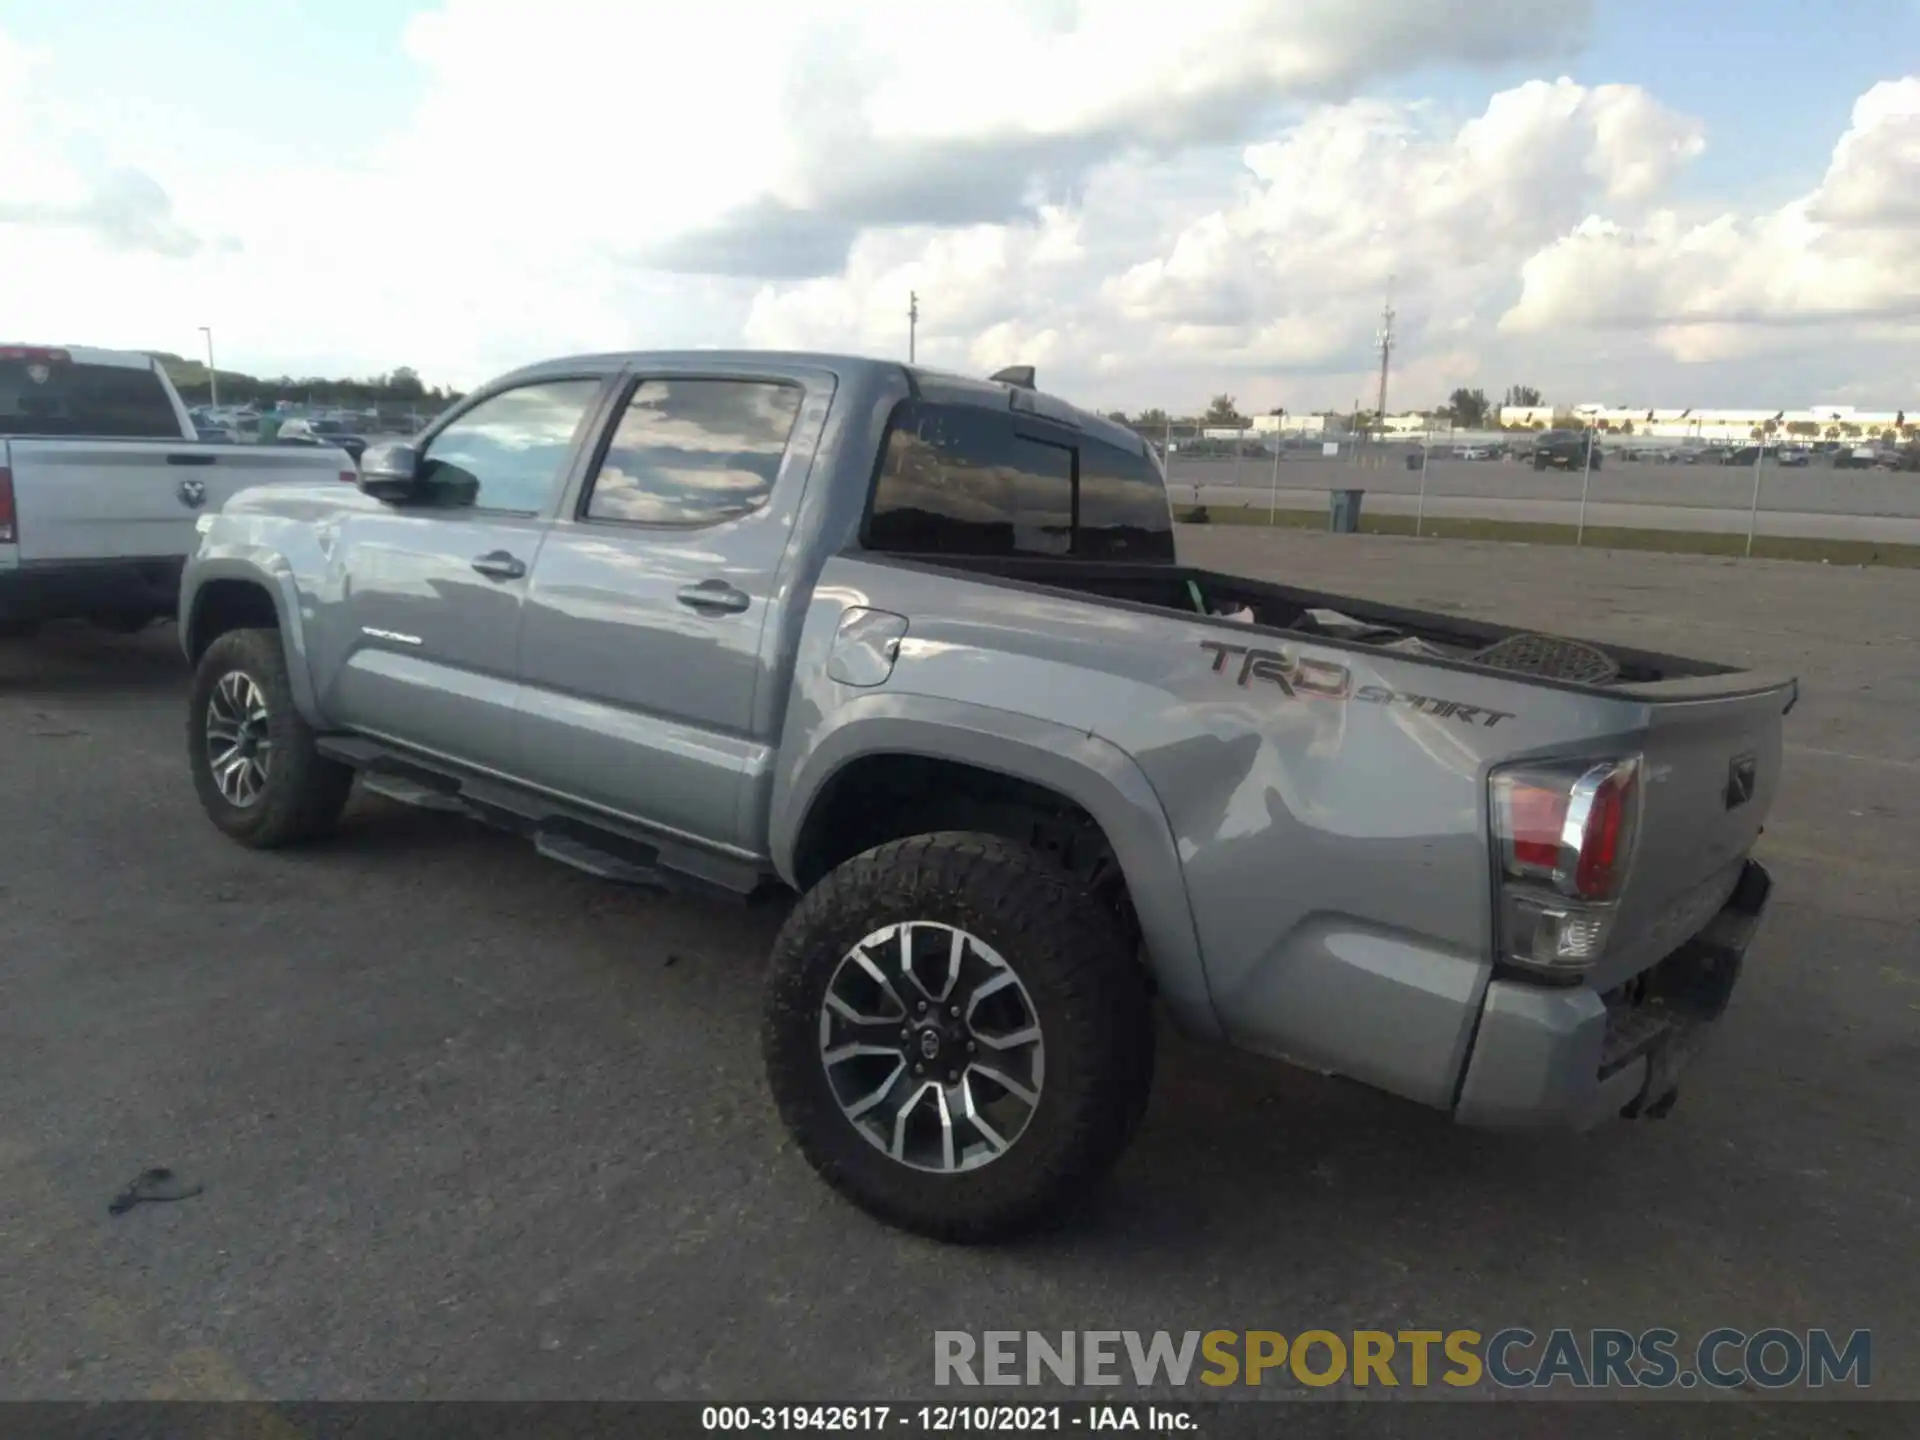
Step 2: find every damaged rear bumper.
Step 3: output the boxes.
[1453,859,1772,1130]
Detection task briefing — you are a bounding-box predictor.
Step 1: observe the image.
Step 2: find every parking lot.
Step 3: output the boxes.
[3,529,1916,1402]
[1162,454,1920,545]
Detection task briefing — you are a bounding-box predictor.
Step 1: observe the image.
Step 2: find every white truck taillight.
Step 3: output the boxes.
[1489,757,1641,979]
[0,465,15,543]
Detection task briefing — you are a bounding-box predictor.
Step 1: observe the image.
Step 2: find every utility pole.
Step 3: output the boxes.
[1373,275,1395,442]
[199,326,218,409]
[908,291,919,364]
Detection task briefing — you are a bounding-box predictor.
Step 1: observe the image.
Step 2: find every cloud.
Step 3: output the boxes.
[0,3,1914,412]
[0,34,204,258]
[744,78,1709,395]
[1499,78,1920,356]
[390,0,1592,280]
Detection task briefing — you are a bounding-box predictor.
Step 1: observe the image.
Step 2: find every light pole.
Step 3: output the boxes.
[1416,425,1432,537]
[1745,438,1767,559]
[1576,426,1596,546]
[908,292,918,364]
[1267,409,1284,525]
[198,326,218,409]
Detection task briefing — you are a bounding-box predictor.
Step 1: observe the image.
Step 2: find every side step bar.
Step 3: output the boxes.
[319,735,767,902]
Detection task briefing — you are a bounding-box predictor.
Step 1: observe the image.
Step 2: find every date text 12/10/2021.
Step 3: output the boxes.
[703,1406,1191,1433]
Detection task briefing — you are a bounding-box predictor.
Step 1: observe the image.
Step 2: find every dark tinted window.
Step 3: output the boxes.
[1076,435,1175,562]
[584,379,802,525]
[867,402,1171,561]
[0,360,182,438]
[419,379,601,512]
[868,402,1074,556]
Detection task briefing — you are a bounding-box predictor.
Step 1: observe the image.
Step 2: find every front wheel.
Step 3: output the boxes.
[762,832,1154,1243]
[187,627,354,848]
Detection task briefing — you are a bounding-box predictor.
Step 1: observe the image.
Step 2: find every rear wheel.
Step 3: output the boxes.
[187,627,353,848]
[763,832,1154,1243]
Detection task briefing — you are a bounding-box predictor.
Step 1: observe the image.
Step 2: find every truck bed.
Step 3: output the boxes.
[885,552,1792,698]
[813,548,1794,1115]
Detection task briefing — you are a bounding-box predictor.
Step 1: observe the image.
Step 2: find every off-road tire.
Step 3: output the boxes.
[763,831,1155,1243]
[188,627,353,848]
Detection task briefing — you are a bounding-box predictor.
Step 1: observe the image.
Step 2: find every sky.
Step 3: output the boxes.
[2,0,1916,414]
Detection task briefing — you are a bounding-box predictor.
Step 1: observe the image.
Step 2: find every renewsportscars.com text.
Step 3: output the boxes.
[934,1328,1871,1391]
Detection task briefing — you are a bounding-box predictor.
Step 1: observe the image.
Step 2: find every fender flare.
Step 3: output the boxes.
[770,695,1220,1038]
[180,555,323,724]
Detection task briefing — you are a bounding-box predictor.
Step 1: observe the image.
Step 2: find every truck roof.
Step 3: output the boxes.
[493,349,1148,457]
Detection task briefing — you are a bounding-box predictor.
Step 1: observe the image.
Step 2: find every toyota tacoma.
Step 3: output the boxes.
[179,352,1793,1241]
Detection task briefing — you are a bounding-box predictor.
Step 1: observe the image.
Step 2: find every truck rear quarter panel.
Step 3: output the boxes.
[776,554,1660,1109]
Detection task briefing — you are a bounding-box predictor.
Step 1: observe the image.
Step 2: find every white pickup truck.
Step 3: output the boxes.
[1,343,356,636]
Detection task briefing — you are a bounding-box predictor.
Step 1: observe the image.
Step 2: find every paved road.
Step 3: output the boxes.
[1186,485,1920,543]
[3,537,1916,1401]
[1166,454,1920,519]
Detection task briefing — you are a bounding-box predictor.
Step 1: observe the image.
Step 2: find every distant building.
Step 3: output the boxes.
[1250,413,1341,436]
[1496,403,1909,440]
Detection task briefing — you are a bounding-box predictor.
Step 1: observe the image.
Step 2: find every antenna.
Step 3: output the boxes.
[908,291,919,364]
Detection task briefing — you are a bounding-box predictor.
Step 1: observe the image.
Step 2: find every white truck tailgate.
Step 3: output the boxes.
[7,440,351,563]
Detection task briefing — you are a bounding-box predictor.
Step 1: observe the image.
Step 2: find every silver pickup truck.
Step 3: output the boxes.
[179,352,1793,1242]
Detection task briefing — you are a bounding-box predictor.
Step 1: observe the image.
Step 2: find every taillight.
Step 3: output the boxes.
[1490,757,1641,980]
[339,470,357,485]
[1572,764,1636,899]
[1497,778,1570,879]
[0,345,71,364]
[0,465,15,543]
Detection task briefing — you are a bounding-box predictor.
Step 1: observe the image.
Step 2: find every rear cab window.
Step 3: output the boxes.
[864,399,1173,562]
[0,355,183,438]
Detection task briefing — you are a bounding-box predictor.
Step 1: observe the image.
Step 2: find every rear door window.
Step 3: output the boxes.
[581,378,803,526]
[0,359,182,438]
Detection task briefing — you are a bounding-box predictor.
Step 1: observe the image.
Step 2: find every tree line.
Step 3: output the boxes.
[150,353,466,412]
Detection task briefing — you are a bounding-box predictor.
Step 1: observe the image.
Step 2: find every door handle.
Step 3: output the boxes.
[676,579,751,615]
[471,551,527,581]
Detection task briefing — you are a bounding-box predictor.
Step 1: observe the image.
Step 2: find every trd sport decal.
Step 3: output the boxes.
[1197,640,1514,728]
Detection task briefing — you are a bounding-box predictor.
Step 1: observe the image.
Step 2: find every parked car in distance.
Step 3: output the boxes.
[1531,429,1602,470]
[180,350,1792,1242]
[275,416,368,465]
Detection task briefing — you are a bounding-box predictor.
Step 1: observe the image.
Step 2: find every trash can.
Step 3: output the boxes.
[1406,451,1425,471]
[1329,488,1365,534]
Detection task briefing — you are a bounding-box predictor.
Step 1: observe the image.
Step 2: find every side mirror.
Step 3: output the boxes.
[358,440,422,502]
